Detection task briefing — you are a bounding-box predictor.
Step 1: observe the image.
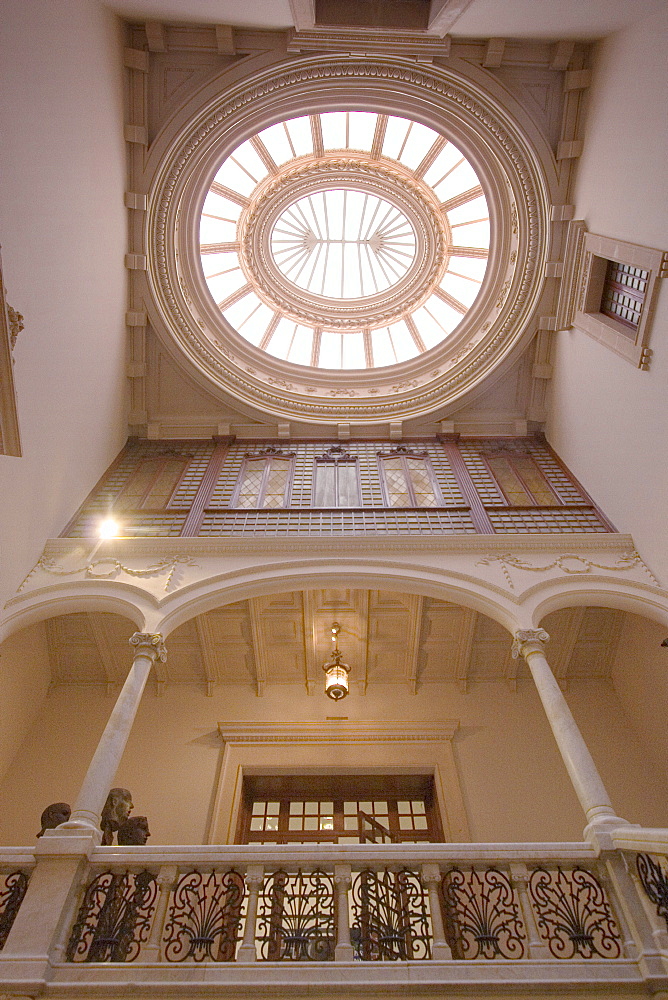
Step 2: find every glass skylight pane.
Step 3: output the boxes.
[285,116,313,157]
[234,303,274,346]
[265,317,295,359]
[199,216,237,244]
[412,306,450,349]
[201,250,239,280]
[202,191,242,221]
[434,159,479,200]
[447,195,489,226]
[397,122,439,170]
[230,140,269,185]
[448,256,488,282]
[422,142,462,187]
[286,325,313,365]
[388,321,418,362]
[321,112,347,150]
[341,332,366,369]
[258,122,294,165]
[207,268,246,301]
[382,116,411,161]
[224,291,262,329]
[451,220,491,248]
[348,112,377,152]
[371,328,397,367]
[319,331,343,369]
[214,158,257,197]
[422,293,461,332]
[440,272,480,307]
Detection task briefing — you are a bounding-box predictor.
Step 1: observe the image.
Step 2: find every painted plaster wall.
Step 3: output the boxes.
[611,613,668,778]
[547,8,668,584]
[0,673,665,847]
[0,0,128,609]
[0,623,51,787]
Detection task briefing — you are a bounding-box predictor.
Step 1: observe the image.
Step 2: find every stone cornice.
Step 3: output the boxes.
[218,721,459,744]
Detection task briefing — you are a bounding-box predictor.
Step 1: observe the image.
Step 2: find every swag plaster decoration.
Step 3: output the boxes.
[18,554,197,594]
[476,551,660,590]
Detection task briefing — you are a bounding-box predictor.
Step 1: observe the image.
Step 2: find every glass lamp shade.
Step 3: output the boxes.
[323,661,350,701]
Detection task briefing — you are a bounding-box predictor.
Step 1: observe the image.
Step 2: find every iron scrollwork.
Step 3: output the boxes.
[351,868,431,961]
[163,870,245,962]
[636,853,668,930]
[257,869,335,961]
[528,866,622,959]
[0,870,30,950]
[66,870,157,962]
[440,867,525,959]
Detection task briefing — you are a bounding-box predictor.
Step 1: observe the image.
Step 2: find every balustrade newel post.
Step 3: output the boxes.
[509,862,549,959]
[512,629,629,847]
[421,863,452,960]
[334,864,354,961]
[237,865,263,963]
[142,865,177,962]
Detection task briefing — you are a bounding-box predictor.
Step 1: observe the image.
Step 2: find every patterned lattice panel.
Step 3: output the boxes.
[168,442,217,507]
[198,508,476,535]
[487,508,608,533]
[68,514,187,537]
[457,442,505,504]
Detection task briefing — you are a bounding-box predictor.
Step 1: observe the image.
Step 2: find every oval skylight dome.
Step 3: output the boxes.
[199,112,491,370]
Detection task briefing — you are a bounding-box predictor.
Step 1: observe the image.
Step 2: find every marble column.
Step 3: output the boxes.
[64,632,166,834]
[513,628,627,843]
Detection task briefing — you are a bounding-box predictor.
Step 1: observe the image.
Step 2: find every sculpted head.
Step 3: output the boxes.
[37,802,71,838]
[100,788,133,843]
[117,816,150,845]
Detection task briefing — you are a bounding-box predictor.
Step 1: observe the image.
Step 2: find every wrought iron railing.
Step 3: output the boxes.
[54,847,637,968]
[0,867,32,950]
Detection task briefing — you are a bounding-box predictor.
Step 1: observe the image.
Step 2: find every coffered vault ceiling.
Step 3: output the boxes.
[45,591,624,696]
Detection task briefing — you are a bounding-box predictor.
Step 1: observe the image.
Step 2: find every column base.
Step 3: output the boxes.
[334,943,355,961]
[236,945,257,963]
[431,942,453,960]
[584,815,638,852]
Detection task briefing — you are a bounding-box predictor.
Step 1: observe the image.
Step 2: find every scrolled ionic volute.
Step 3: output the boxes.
[511,628,549,659]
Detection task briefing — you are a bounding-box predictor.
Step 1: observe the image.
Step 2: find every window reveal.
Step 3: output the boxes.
[600,260,648,334]
[485,454,558,507]
[233,451,294,508]
[378,449,441,508]
[313,446,360,506]
[114,455,189,511]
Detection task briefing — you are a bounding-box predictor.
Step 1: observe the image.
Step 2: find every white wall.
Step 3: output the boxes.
[547,8,668,584]
[0,623,51,787]
[0,0,128,609]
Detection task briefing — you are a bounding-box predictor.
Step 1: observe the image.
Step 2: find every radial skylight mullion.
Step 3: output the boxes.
[414,135,448,180]
[217,283,252,311]
[249,135,279,175]
[210,181,250,208]
[205,262,243,280]
[310,115,324,157]
[431,156,465,192]
[229,154,260,186]
[200,241,240,254]
[282,121,296,158]
[371,115,388,159]
[363,241,381,293]
[259,312,282,350]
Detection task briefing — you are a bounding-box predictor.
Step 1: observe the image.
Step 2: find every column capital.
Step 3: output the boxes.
[512,628,549,659]
[129,632,167,662]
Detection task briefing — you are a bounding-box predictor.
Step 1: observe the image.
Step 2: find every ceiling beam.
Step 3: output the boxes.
[302,590,320,695]
[87,612,118,696]
[248,598,267,696]
[454,608,477,694]
[195,614,222,697]
[404,595,424,695]
[356,592,370,696]
[428,0,476,36]
[551,607,587,689]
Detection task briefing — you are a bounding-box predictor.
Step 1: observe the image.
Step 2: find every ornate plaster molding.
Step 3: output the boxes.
[17,554,196,594]
[511,628,549,659]
[476,551,660,590]
[146,55,548,423]
[129,631,167,663]
[218,721,459,744]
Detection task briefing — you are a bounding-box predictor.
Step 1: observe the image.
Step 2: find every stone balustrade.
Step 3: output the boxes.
[2,840,668,993]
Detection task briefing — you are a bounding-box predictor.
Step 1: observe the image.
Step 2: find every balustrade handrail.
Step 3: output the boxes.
[88,841,599,868]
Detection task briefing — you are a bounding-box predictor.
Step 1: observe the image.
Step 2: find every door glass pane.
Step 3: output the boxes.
[337,462,360,506]
[314,462,337,507]
[406,457,437,507]
[262,457,291,507]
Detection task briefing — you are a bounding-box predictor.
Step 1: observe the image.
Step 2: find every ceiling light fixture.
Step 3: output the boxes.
[322,622,351,701]
[98,517,120,539]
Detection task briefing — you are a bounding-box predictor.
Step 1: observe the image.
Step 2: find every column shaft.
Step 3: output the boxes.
[67,632,166,831]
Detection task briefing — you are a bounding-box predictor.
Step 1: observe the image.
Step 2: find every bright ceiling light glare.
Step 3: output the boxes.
[98,517,120,539]
[199,111,491,371]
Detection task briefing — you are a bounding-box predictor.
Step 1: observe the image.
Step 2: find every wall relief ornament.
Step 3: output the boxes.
[476,551,659,590]
[145,55,549,425]
[18,554,196,594]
